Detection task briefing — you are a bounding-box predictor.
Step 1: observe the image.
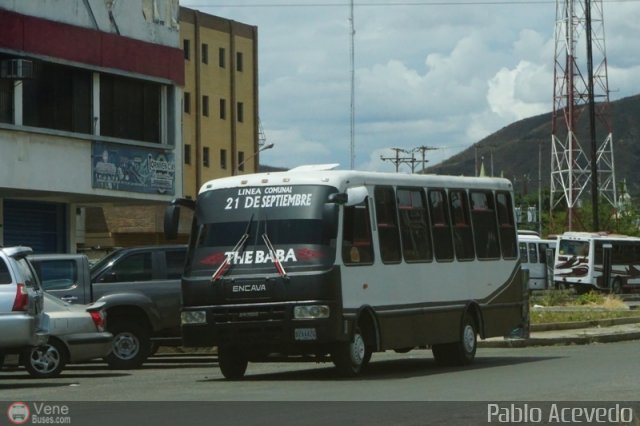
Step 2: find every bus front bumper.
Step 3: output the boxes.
[180,302,344,354]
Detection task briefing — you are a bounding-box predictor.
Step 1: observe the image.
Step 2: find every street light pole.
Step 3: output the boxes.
[236,143,274,174]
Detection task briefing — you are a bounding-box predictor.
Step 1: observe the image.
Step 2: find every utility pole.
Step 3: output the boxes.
[380,148,411,173]
[412,146,439,174]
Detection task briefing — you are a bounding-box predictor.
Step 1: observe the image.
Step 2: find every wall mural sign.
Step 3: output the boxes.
[92,142,175,195]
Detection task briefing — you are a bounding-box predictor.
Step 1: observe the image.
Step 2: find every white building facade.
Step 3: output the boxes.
[0,0,183,252]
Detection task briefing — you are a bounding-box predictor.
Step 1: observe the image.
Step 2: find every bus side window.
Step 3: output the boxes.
[342,202,374,265]
[428,189,454,261]
[449,189,475,260]
[470,191,500,260]
[397,187,432,262]
[374,186,402,263]
[538,243,548,264]
[519,242,528,263]
[496,191,517,259]
[528,243,538,264]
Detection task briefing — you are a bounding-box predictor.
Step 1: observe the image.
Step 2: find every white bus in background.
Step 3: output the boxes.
[518,232,557,291]
[554,232,640,294]
[165,165,527,379]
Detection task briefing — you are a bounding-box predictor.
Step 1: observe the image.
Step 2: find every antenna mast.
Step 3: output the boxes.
[349,0,355,169]
[550,0,616,231]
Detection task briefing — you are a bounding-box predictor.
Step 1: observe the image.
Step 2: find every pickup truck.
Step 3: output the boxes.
[29,245,187,369]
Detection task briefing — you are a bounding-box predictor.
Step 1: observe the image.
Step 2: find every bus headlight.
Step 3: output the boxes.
[181,310,207,325]
[294,305,330,319]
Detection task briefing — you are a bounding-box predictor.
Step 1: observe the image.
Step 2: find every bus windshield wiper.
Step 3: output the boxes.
[261,220,287,277]
[211,214,253,282]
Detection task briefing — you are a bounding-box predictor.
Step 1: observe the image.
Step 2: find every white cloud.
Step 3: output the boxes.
[182,0,640,172]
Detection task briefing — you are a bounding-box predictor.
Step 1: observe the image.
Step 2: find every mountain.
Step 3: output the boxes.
[426,94,640,198]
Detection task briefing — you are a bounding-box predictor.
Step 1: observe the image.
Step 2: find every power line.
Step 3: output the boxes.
[185,0,640,8]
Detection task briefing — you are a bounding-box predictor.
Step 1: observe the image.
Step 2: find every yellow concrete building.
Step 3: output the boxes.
[180,7,259,200]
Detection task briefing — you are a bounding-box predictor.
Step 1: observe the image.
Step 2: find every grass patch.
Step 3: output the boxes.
[529,290,639,324]
[530,309,640,324]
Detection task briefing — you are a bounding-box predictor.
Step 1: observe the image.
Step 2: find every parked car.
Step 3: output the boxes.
[0,246,48,370]
[23,292,112,378]
[29,245,186,369]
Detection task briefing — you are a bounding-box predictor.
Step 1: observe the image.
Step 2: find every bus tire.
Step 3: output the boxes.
[432,312,477,366]
[332,326,370,377]
[218,346,248,380]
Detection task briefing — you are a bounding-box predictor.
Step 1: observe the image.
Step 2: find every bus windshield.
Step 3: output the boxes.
[186,184,338,277]
[558,239,589,257]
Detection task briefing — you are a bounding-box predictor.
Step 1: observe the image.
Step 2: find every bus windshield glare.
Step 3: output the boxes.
[186,185,337,276]
[558,240,589,257]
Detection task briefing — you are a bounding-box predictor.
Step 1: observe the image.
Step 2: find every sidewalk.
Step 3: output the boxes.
[480,316,640,348]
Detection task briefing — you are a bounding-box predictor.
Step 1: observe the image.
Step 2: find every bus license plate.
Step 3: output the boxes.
[294,328,317,341]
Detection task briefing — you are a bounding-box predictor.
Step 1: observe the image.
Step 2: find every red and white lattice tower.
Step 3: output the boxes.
[550,0,616,230]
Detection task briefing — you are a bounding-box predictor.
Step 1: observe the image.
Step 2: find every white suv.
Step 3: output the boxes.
[0,246,48,368]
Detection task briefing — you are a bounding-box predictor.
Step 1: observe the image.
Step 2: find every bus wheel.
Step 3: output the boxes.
[432,313,477,366]
[217,346,248,380]
[332,326,370,377]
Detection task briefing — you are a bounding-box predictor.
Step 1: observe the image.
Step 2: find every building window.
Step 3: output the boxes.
[219,48,225,68]
[236,52,243,71]
[184,92,191,114]
[220,149,227,169]
[100,73,160,143]
[203,147,210,167]
[183,39,190,60]
[0,78,13,124]
[237,102,244,123]
[201,43,208,64]
[219,98,226,119]
[22,60,92,133]
[184,144,191,165]
[238,151,245,172]
[202,95,209,117]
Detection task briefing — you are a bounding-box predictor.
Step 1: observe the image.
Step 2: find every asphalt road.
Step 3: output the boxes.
[2,341,639,425]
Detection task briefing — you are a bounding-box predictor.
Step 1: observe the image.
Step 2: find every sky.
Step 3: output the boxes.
[181,0,640,173]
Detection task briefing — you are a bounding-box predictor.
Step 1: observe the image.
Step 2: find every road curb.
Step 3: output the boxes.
[480,317,640,348]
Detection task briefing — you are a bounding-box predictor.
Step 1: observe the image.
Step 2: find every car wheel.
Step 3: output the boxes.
[432,312,477,366]
[24,338,68,378]
[332,326,370,377]
[217,346,248,380]
[104,320,151,369]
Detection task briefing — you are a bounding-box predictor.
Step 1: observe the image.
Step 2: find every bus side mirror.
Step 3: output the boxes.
[323,203,339,240]
[164,205,180,240]
[327,193,348,204]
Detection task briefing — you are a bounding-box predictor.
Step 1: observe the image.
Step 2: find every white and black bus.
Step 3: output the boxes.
[554,231,640,294]
[165,165,526,379]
